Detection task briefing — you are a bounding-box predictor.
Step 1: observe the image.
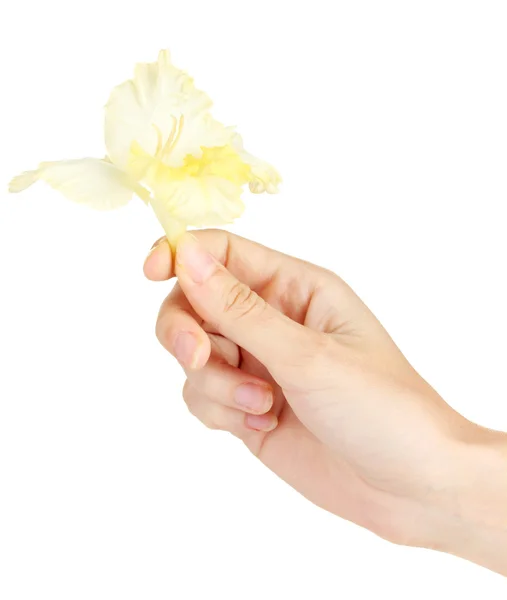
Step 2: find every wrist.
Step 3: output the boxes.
[421,425,507,575]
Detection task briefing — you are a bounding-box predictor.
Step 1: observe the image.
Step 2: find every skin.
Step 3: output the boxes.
[144,230,507,576]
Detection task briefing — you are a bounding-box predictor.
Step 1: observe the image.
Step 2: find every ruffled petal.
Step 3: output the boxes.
[151,176,245,228]
[105,49,234,171]
[8,158,149,210]
[232,133,281,194]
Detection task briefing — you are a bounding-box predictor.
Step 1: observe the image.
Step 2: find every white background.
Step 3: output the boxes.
[1,0,506,597]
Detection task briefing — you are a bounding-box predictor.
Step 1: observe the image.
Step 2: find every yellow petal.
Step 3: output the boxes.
[143,145,251,185]
[127,141,155,181]
[105,49,233,171]
[150,199,187,250]
[178,145,252,184]
[8,158,149,210]
[232,133,281,194]
[151,176,245,228]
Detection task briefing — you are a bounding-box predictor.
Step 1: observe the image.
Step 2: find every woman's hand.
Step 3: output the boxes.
[144,230,507,575]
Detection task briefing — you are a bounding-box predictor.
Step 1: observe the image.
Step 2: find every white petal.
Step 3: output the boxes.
[150,199,187,249]
[167,114,235,167]
[152,176,245,227]
[232,133,281,194]
[9,158,149,210]
[105,49,233,170]
[9,170,39,192]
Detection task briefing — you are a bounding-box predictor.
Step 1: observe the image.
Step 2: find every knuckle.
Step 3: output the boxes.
[303,333,339,373]
[182,379,192,401]
[222,281,264,319]
[312,264,349,292]
[206,404,224,431]
[200,415,219,431]
[314,333,339,361]
[155,315,170,349]
[319,265,342,282]
[183,382,220,430]
[155,302,176,349]
[183,381,197,414]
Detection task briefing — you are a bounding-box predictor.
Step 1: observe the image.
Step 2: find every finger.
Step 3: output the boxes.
[208,332,240,367]
[183,382,278,434]
[175,234,326,378]
[144,228,328,289]
[185,357,273,415]
[144,237,173,281]
[155,283,210,369]
[156,283,241,368]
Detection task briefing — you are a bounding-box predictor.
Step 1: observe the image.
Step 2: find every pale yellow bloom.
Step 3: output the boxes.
[9,49,281,246]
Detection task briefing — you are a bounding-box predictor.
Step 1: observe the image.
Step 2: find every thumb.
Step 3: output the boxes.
[175,233,321,375]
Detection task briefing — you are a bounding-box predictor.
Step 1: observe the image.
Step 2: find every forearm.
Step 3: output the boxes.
[425,428,507,575]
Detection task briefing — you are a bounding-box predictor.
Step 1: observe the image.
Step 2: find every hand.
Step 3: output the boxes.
[144,230,507,575]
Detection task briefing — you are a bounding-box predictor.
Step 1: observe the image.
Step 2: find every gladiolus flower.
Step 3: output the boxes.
[9,50,280,247]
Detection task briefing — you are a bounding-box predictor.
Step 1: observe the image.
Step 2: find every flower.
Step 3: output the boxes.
[8,50,281,246]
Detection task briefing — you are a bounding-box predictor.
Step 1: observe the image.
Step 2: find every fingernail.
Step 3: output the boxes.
[144,238,171,280]
[174,332,198,368]
[235,383,272,413]
[145,237,167,263]
[245,413,278,432]
[151,236,166,250]
[176,234,216,284]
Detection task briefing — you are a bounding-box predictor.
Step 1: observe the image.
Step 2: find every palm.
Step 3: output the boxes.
[205,280,374,523]
[235,344,376,526]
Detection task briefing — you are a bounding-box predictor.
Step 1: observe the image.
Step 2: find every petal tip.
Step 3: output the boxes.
[157,49,172,66]
[8,170,39,193]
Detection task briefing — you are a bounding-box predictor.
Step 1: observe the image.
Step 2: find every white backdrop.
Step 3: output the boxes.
[1,1,506,597]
